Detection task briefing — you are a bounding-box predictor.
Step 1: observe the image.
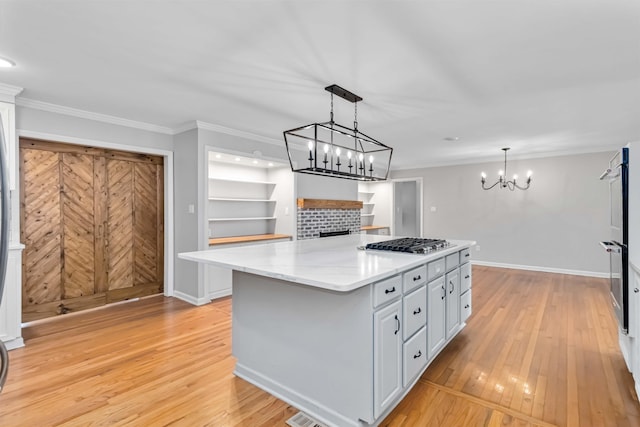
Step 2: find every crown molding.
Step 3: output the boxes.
[16,97,174,134]
[192,120,282,146]
[392,144,620,171]
[15,97,284,145]
[0,82,24,103]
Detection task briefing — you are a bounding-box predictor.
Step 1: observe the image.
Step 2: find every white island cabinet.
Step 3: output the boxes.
[180,235,475,427]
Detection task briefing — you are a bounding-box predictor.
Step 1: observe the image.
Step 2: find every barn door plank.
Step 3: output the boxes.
[61,152,95,299]
[21,148,63,314]
[107,159,134,290]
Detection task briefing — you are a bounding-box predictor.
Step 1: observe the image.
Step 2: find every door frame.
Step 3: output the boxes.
[391,177,423,237]
[17,130,175,298]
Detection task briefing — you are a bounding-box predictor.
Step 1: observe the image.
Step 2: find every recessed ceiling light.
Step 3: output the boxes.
[444,137,460,141]
[268,162,274,167]
[215,154,221,159]
[0,57,16,68]
[235,157,241,161]
[252,160,258,164]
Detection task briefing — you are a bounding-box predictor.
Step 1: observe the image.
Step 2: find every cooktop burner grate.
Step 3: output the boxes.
[364,237,451,254]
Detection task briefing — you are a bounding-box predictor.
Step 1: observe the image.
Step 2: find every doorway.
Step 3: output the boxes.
[393,180,422,237]
[20,138,165,322]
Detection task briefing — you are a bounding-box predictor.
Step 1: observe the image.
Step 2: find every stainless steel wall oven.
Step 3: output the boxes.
[600,147,629,333]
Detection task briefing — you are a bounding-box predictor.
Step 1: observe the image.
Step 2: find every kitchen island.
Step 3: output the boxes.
[179,235,475,427]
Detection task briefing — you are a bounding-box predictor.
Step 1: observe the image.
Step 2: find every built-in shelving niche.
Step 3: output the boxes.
[205,150,294,299]
[358,182,392,235]
[207,157,294,240]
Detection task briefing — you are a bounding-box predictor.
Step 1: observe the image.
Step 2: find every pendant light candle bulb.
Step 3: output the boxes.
[513,174,518,180]
[307,140,314,167]
[322,144,329,169]
[498,170,504,177]
[527,170,533,178]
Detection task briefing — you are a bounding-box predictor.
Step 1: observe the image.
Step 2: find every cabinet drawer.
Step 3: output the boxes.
[427,258,445,281]
[460,262,472,294]
[403,326,427,387]
[461,289,472,322]
[373,275,402,308]
[445,252,459,272]
[403,265,427,294]
[460,247,471,263]
[403,285,427,340]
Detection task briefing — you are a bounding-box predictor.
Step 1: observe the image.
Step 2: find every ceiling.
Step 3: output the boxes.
[0,1,638,169]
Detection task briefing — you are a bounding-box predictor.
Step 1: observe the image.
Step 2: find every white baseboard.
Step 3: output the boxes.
[173,290,210,306]
[208,288,232,300]
[1,336,24,350]
[471,260,609,278]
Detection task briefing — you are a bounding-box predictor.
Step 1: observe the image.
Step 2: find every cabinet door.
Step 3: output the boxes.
[373,300,402,419]
[428,276,446,359]
[446,268,461,339]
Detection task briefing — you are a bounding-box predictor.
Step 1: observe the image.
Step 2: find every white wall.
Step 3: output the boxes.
[17,107,174,151]
[173,129,202,301]
[392,151,612,275]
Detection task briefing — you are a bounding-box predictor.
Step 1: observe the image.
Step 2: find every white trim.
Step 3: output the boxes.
[1,336,24,350]
[471,260,609,278]
[0,83,23,103]
[16,129,175,298]
[208,288,232,300]
[15,97,284,146]
[173,289,211,306]
[194,120,283,146]
[392,144,620,171]
[172,120,198,135]
[16,98,174,135]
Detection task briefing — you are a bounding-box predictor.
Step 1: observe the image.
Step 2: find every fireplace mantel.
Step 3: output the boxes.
[296,198,363,210]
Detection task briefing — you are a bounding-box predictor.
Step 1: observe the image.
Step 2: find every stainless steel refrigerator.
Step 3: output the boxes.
[0,116,10,392]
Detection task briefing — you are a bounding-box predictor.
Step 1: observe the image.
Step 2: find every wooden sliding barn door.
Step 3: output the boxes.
[20,139,164,322]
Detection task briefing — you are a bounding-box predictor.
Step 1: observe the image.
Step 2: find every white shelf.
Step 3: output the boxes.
[358,191,374,195]
[209,177,276,185]
[209,197,276,203]
[361,214,375,217]
[209,216,277,222]
[363,203,374,206]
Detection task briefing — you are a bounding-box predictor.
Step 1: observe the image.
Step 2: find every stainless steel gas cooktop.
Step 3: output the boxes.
[364,237,452,254]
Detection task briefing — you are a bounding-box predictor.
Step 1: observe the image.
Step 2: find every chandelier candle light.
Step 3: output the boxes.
[481,147,532,191]
[284,84,393,181]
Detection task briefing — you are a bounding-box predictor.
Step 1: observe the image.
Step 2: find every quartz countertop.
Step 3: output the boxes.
[179,235,475,292]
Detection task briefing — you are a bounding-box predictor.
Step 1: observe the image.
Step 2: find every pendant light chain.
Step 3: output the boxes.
[354,101,358,133]
[330,93,334,124]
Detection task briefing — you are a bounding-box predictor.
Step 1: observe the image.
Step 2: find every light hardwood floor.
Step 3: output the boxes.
[0,266,638,426]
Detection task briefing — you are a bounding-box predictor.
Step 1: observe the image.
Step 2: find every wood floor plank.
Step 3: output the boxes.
[1,267,638,427]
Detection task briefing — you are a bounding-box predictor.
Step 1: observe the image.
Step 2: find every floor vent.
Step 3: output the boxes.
[286,411,329,427]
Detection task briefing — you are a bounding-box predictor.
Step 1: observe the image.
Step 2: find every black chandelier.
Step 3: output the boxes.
[283,84,393,181]
[481,147,532,191]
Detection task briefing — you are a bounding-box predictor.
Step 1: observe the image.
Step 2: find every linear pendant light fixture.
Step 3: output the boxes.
[481,147,532,191]
[283,84,393,181]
